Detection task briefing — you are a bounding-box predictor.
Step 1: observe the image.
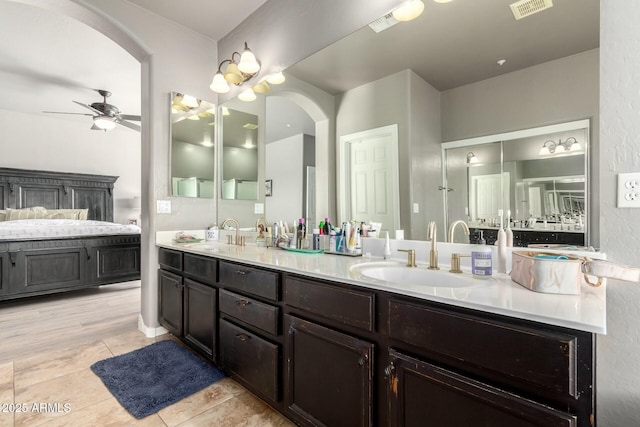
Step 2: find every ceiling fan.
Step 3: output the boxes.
[44,89,141,132]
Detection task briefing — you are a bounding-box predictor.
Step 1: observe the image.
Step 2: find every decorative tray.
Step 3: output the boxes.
[324,250,363,257]
[280,247,324,254]
[173,238,204,243]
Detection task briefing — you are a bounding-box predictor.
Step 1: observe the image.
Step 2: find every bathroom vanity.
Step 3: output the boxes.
[156,238,604,427]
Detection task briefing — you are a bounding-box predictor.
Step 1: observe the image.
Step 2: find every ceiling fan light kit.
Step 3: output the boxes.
[44,89,141,132]
[210,42,285,100]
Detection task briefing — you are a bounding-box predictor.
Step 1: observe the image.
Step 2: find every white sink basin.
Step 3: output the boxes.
[350,262,478,288]
[185,242,228,252]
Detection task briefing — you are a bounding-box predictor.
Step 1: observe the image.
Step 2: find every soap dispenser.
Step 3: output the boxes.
[471,231,492,278]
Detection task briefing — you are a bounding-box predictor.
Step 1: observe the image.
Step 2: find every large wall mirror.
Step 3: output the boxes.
[215,1,599,241]
[170,92,216,198]
[442,120,589,247]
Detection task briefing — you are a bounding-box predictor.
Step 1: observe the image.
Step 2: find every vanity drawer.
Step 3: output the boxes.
[285,276,374,332]
[158,248,182,272]
[183,253,217,284]
[387,298,579,399]
[219,289,279,336]
[219,261,279,301]
[219,318,280,403]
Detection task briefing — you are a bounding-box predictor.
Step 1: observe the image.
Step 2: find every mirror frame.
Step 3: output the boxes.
[441,118,591,245]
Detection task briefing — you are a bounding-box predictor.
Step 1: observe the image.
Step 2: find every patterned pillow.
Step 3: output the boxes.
[6,208,47,221]
[0,210,6,222]
[47,209,89,220]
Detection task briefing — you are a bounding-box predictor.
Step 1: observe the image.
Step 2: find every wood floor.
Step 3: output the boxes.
[0,282,293,426]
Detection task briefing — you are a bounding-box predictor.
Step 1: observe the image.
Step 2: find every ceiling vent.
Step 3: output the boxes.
[510,0,553,20]
[368,13,399,33]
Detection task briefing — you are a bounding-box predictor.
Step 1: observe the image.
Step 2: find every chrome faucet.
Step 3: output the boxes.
[448,220,470,243]
[221,217,242,245]
[427,221,439,270]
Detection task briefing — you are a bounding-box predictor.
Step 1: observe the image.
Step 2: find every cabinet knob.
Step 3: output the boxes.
[235,333,251,342]
[236,299,250,307]
[235,270,247,275]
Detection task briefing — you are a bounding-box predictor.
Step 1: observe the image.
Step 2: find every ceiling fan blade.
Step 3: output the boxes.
[43,111,94,116]
[120,114,141,121]
[73,100,103,115]
[117,119,141,132]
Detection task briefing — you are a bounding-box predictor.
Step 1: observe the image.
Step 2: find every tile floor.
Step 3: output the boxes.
[0,283,294,426]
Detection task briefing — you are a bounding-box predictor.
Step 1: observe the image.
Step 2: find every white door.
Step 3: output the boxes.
[339,125,399,232]
[470,173,510,222]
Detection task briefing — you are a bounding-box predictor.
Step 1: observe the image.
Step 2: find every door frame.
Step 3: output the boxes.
[337,124,400,231]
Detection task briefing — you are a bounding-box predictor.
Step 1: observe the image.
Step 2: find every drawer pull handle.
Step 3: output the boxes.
[358,354,369,367]
[236,299,250,307]
[235,270,247,275]
[236,333,251,341]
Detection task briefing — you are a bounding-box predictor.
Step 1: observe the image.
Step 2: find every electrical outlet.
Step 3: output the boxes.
[156,200,171,214]
[617,173,640,207]
[413,203,420,213]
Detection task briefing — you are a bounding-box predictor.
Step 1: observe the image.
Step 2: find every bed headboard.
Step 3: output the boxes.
[0,168,118,222]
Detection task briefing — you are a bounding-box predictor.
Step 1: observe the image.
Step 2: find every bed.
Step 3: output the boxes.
[0,168,141,301]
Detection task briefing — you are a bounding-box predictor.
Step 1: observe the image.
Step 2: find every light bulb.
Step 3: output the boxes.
[238,43,260,74]
[210,72,230,93]
[93,115,116,130]
[392,0,425,22]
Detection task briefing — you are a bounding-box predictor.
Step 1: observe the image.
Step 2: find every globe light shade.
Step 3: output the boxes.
[210,72,230,93]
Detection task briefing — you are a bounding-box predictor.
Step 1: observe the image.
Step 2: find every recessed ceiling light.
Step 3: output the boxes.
[243,123,258,130]
[497,59,506,66]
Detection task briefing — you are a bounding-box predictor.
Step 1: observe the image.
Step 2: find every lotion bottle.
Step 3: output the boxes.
[383,231,392,260]
[471,231,492,278]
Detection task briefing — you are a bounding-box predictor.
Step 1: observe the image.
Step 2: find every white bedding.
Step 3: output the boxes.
[0,219,141,240]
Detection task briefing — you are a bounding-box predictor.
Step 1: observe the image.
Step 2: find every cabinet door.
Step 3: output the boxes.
[285,315,374,427]
[219,318,280,403]
[158,269,183,337]
[0,252,8,296]
[387,349,576,427]
[184,279,217,360]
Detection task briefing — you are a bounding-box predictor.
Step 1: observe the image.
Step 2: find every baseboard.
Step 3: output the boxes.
[138,314,168,338]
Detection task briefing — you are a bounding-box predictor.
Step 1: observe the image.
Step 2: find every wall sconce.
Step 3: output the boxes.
[539,137,581,155]
[209,42,286,101]
[466,152,479,165]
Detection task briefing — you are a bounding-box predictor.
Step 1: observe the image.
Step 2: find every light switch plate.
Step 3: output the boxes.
[617,173,640,208]
[254,203,264,214]
[156,200,171,214]
[413,203,420,213]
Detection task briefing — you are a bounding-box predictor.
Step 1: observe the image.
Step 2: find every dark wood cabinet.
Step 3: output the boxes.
[158,249,218,360]
[184,278,217,359]
[0,252,8,296]
[285,314,375,427]
[158,248,595,427]
[387,349,576,427]
[158,269,183,337]
[220,318,280,403]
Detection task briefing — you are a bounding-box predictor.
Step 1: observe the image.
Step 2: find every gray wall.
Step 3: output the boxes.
[336,69,442,240]
[222,147,258,181]
[171,140,215,180]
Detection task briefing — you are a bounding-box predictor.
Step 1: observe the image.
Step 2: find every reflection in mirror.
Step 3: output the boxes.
[265,96,316,225]
[443,120,589,247]
[284,1,598,241]
[170,92,216,198]
[221,108,259,200]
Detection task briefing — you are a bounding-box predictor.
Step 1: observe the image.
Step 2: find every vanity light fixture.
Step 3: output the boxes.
[238,88,257,102]
[466,152,479,165]
[392,0,425,21]
[93,115,117,131]
[210,42,260,94]
[539,137,581,155]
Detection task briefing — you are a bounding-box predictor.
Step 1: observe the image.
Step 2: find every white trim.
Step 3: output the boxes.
[138,314,168,338]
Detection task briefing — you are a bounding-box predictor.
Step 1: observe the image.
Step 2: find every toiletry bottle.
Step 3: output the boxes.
[384,231,392,260]
[323,218,332,235]
[312,228,320,250]
[497,210,507,273]
[297,218,306,249]
[336,228,344,253]
[471,231,492,278]
[506,210,513,247]
[329,230,336,252]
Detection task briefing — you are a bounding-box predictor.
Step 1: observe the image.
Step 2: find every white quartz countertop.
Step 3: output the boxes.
[156,233,606,335]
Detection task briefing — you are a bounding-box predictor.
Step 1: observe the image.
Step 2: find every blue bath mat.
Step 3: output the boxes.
[91,340,225,419]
